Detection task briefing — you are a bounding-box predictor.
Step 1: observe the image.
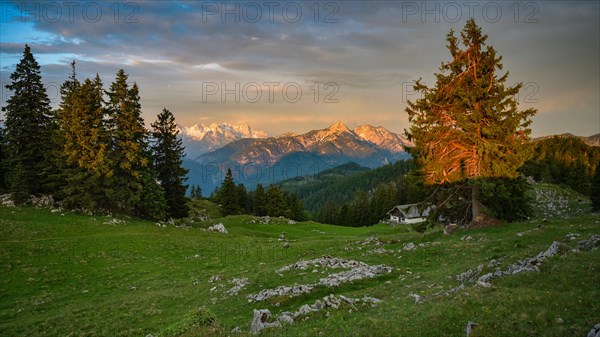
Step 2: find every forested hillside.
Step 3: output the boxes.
[521,136,600,194]
[279,161,415,214]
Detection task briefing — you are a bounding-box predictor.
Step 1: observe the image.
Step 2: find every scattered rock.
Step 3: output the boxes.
[366,247,389,254]
[249,256,392,302]
[248,284,314,302]
[465,321,479,337]
[282,242,290,248]
[565,233,581,241]
[586,323,600,337]
[318,264,392,288]
[227,278,248,296]
[103,217,126,225]
[461,235,473,241]
[575,235,600,252]
[250,309,280,334]
[250,294,382,333]
[277,256,368,272]
[207,223,228,234]
[278,232,287,241]
[0,194,15,207]
[231,326,242,333]
[409,293,421,304]
[208,274,221,283]
[360,236,382,246]
[277,312,294,324]
[403,242,415,251]
[29,194,55,208]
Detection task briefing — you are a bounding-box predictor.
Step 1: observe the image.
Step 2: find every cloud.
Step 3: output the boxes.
[0,0,598,136]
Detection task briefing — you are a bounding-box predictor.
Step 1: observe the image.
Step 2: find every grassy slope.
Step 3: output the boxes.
[1,186,599,337]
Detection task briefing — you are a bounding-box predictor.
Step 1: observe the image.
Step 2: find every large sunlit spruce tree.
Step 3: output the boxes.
[151,108,190,219]
[405,19,536,223]
[2,45,56,203]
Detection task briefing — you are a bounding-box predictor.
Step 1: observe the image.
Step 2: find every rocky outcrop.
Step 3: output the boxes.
[277,256,368,272]
[248,284,314,302]
[250,309,280,334]
[250,294,382,334]
[248,256,392,302]
[207,223,228,234]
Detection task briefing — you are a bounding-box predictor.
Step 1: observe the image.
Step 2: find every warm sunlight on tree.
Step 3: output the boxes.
[405,19,537,221]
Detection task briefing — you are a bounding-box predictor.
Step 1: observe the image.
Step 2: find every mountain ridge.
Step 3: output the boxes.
[179,122,267,158]
[184,122,413,194]
[193,121,412,165]
[533,133,600,147]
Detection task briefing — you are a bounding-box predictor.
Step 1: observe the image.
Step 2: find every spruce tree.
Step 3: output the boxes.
[287,193,305,221]
[0,124,6,192]
[253,183,266,216]
[236,183,248,213]
[219,168,238,215]
[405,19,536,223]
[105,70,164,218]
[194,185,203,199]
[2,45,55,202]
[151,108,189,218]
[265,185,286,217]
[591,163,600,212]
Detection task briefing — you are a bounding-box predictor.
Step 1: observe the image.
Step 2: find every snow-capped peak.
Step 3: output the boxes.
[179,122,267,158]
[327,121,351,134]
[181,122,266,141]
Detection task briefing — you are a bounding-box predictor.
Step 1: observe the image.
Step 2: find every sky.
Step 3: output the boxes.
[0,0,598,137]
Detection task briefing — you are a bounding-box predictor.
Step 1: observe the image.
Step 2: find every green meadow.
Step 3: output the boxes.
[1,184,599,337]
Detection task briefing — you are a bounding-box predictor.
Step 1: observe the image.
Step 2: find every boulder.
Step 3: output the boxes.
[207,223,228,234]
[250,309,280,334]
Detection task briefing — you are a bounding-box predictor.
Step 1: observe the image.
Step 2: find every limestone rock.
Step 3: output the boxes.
[207,223,228,234]
[250,309,280,334]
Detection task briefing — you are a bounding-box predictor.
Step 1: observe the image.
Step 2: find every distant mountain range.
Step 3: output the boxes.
[179,123,267,158]
[534,133,600,147]
[182,121,413,195]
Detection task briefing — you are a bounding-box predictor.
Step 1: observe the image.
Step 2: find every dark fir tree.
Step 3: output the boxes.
[253,183,267,216]
[194,184,203,199]
[2,45,56,202]
[348,191,370,227]
[319,200,338,225]
[591,164,600,212]
[406,19,536,223]
[236,183,248,213]
[265,185,287,217]
[287,193,305,221]
[105,70,164,218]
[151,108,189,218]
[218,168,239,215]
[0,124,6,192]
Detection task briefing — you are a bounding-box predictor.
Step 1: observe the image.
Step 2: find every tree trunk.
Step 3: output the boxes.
[471,185,482,221]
